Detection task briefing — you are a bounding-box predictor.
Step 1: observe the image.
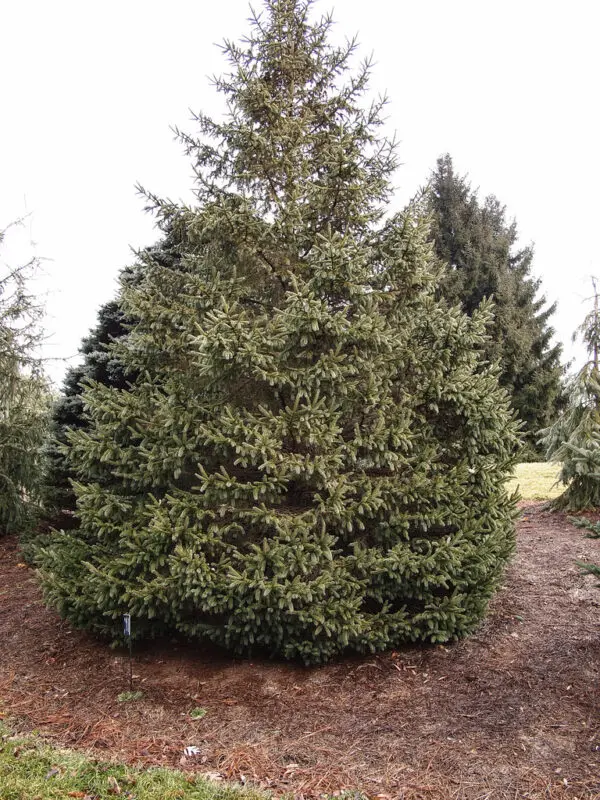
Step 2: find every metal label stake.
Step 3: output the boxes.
[123,613,133,690]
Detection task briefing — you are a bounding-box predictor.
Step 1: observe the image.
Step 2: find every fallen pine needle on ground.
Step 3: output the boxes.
[1,501,600,799]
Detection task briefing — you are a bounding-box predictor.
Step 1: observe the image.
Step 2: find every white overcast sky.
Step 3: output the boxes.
[1,0,598,384]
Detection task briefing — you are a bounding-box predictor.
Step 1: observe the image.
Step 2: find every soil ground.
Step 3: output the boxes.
[1,503,600,799]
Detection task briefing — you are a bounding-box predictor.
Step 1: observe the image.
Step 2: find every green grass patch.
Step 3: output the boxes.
[117,690,144,703]
[0,722,265,800]
[508,462,564,501]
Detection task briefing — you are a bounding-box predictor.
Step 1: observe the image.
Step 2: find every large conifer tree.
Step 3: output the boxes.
[428,155,564,455]
[36,0,520,663]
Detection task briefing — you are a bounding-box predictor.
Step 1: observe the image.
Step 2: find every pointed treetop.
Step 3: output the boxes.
[141,0,397,250]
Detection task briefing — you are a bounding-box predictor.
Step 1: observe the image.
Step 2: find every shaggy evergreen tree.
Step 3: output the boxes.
[0,222,49,534]
[36,0,520,663]
[540,280,600,510]
[428,155,564,455]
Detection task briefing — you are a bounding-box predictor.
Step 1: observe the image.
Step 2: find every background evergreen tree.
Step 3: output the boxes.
[0,221,49,535]
[539,279,600,510]
[428,154,564,456]
[36,0,520,664]
[42,298,130,528]
[42,233,184,528]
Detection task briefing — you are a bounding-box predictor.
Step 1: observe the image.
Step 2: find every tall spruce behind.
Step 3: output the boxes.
[36,0,520,663]
[428,155,564,455]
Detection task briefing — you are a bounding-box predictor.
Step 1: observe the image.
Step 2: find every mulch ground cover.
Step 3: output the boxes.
[1,502,600,799]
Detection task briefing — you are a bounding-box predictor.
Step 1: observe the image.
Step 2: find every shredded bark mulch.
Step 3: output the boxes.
[1,503,600,799]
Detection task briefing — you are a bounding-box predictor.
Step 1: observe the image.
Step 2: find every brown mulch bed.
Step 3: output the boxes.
[1,503,600,799]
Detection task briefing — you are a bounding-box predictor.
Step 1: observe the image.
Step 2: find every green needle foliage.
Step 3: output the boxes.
[540,279,600,510]
[427,155,565,458]
[36,0,520,663]
[0,222,49,535]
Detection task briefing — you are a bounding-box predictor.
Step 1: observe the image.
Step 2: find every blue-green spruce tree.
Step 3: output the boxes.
[37,0,520,663]
[41,232,185,529]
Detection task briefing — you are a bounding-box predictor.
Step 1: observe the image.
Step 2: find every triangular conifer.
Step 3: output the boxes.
[36,0,520,663]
